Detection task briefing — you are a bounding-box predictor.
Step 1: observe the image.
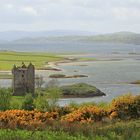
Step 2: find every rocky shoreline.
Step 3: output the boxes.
[49,74,88,78]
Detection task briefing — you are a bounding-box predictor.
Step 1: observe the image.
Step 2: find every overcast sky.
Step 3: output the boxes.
[0,0,140,33]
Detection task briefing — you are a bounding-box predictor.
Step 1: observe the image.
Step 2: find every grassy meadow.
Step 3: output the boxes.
[0,51,64,70]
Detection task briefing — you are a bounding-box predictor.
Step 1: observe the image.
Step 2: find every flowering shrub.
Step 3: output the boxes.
[110,94,140,119]
[61,105,107,123]
[0,110,58,130]
[0,94,140,130]
[109,111,118,119]
[134,95,140,117]
[53,106,76,117]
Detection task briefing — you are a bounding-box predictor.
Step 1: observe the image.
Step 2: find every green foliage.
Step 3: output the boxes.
[0,129,88,140]
[34,95,49,112]
[68,101,97,109]
[0,88,11,111]
[10,96,24,110]
[68,101,80,108]
[10,100,22,110]
[46,87,62,111]
[22,94,34,110]
[97,101,110,109]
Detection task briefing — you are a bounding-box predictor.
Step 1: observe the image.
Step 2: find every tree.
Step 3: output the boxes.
[45,79,59,89]
[34,95,49,112]
[35,75,45,89]
[0,88,11,111]
[46,86,62,111]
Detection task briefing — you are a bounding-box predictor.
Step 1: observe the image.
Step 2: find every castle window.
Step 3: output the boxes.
[22,74,24,78]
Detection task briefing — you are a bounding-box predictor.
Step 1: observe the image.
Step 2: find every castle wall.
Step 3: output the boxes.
[12,63,35,96]
[27,65,35,96]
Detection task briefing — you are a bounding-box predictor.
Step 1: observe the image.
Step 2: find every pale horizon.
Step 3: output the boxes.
[0,29,140,34]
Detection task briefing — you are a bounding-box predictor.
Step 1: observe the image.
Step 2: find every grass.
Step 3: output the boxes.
[61,83,105,97]
[0,120,139,140]
[0,51,64,70]
[0,129,88,140]
[0,74,12,79]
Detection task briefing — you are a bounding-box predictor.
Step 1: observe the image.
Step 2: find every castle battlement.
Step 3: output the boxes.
[12,62,35,96]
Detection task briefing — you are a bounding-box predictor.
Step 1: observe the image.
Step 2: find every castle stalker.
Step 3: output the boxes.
[12,62,35,96]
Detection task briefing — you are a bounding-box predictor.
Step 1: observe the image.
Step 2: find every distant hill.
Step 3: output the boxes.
[0,30,96,41]
[12,32,140,45]
[83,32,140,44]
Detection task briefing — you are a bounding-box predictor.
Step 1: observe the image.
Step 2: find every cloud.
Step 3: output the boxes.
[5,4,14,9]
[0,0,140,32]
[21,6,38,16]
[112,7,140,20]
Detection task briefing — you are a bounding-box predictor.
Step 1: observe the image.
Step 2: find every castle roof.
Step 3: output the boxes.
[21,62,27,68]
[12,62,34,70]
[28,62,34,68]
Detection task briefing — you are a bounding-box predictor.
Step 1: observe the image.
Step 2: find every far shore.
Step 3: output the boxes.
[0,56,138,81]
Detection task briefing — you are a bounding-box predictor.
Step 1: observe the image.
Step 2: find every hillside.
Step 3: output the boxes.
[84,32,140,44]
[12,32,140,44]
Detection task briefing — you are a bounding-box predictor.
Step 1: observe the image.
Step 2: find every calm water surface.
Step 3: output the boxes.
[0,42,140,105]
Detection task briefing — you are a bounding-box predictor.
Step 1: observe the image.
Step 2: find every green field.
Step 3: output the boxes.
[0,51,64,70]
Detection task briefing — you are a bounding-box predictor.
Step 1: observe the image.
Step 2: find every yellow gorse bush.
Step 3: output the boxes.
[0,94,139,129]
[61,105,107,123]
[110,94,140,119]
[0,110,58,129]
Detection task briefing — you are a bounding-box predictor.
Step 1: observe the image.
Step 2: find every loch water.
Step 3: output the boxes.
[0,42,140,105]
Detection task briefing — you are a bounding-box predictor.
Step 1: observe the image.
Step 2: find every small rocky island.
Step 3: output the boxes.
[61,83,106,98]
[49,74,88,78]
[130,80,140,84]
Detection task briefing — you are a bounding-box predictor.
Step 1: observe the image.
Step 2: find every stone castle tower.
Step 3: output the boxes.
[12,62,35,96]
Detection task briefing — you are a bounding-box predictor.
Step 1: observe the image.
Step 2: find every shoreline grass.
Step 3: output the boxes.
[0,51,64,70]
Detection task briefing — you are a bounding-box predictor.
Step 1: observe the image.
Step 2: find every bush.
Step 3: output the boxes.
[134,95,140,117]
[34,95,49,112]
[10,100,22,110]
[0,110,59,130]
[0,88,11,111]
[46,87,62,111]
[111,94,138,119]
[62,105,107,123]
[22,94,34,110]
